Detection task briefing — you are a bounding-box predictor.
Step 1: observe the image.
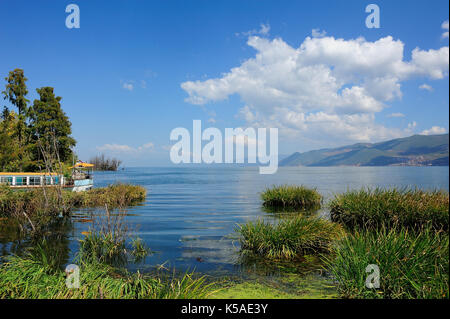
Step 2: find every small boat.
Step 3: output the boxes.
[0,161,94,192]
[69,161,94,192]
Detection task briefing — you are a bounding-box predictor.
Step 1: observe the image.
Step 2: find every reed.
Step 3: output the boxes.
[0,256,215,299]
[236,216,343,260]
[0,183,146,226]
[324,226,449,299]
[261,185,322,210]
[329,188,449,231]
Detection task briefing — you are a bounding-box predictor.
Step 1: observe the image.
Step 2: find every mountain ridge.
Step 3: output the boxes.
[280,134,449,167]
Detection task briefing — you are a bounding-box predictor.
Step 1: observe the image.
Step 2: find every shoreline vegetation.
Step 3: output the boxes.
[0,183,146,235]
[89,154,122,171]
[236,185,449,299]
[0,183,449,299]
[0,206,216,299]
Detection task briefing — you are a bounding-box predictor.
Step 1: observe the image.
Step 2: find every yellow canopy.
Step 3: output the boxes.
[70,162,94,169]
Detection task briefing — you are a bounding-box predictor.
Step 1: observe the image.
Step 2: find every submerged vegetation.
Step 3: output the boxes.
[237,216,342,260]
[261,185,322,210]
[325,226,449,299]
[329,188,449,231]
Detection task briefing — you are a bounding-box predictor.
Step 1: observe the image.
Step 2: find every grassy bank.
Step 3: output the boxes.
[0,183,146,219]
[237,216,343,260]
[329,188,449,231]
[261,185,322,210]
[0,256,215,299]
[325,226,449,299]
[0,205,215,299]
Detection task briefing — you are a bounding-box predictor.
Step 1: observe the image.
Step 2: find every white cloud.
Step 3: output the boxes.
[97,142,155,153]
[419,83,433,91]
[236,23,270,37]
[137,142,154,151]
[420,126,447,135]
[442,20,449,39]
[387,112,405,118]
[311,28,326,38]
[181,32,449,145]
[122,82,134,91]
[97,144,134,152]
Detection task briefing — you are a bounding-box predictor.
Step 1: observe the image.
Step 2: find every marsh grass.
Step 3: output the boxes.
[329,188,449,231]
[0,183,146,235]
[0,205,214,299]
[237,216,343,260]
[261,185,322,210]
[0,256,215,299]
[324,226,449,299]
[77,207,149,267]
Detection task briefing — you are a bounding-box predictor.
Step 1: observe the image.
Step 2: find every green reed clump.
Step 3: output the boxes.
[79,183,146,208]
[237,216,343,260]
[0,184,146,226]
[0,256,215,299]
[261,185,322,210]
[131,238,151,262]
[324,226,449,299]
[329,188,449,231]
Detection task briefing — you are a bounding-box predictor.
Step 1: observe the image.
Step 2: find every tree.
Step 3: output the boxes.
[2,69,30,171]
[2,69,29,143]
[0,108,23,171]
[29,87,76,170]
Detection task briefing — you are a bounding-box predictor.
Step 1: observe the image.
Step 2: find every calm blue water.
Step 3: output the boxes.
[69,166,449,275]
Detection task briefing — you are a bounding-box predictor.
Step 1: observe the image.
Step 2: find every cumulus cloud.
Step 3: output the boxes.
[419,83,433,91]
[97,142,155,153]
[442,20,449,39]
[420,126,447,135]
[181,32,449,145]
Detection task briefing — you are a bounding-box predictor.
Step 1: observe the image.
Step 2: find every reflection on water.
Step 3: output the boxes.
[1,166,449,279]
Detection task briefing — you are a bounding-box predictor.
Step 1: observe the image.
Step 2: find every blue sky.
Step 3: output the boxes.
[0,0,448,166]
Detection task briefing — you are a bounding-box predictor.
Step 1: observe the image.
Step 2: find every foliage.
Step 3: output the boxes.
[261,185,322,210]
[0,69,76,172]
[236,216,342,260]
[329,188,449,231]
[90,154,122,171]
[324,226,449,299]
[0,255,215,299]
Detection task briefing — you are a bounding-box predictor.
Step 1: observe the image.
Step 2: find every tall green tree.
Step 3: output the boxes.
[2,69,29,143]
[0,108,23,171]
[29,87,76,169]
[2,69,30,171]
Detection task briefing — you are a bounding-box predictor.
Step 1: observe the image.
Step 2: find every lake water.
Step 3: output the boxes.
[1,166,449,278]
[77,166,449,274]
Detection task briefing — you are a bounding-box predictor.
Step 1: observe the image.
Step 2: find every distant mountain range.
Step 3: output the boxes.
[280,134,449,167]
